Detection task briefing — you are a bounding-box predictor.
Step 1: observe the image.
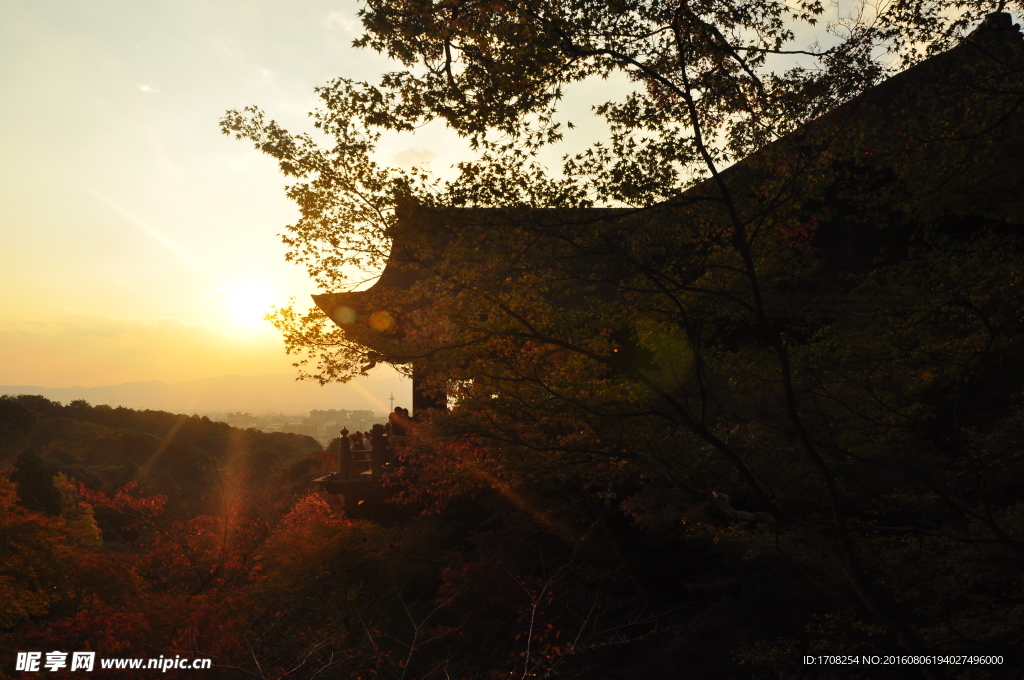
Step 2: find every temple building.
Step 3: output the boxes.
[312,13,1024,413]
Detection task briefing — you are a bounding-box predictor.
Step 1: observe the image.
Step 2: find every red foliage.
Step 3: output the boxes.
[13,607,147,655]
[779,217,819,251]
[384,437,493,512]
[75,481,168,520]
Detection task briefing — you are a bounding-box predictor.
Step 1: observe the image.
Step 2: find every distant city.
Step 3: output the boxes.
[212,408,388,445]
[0,373,409,424]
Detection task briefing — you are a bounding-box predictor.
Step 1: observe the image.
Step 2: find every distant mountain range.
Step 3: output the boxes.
[0,373,409,416]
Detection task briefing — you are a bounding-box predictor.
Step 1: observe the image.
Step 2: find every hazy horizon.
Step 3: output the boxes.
[0,371,411,417]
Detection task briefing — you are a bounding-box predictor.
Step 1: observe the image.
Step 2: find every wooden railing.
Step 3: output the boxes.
[316,424,412,491]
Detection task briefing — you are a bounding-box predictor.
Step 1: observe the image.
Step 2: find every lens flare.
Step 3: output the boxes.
[368,310,394,331]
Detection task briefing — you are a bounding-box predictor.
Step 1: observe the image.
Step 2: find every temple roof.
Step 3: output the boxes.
[314,13,1024,355]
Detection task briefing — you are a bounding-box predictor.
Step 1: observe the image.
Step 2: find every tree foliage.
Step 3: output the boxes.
[219,1,1024,676]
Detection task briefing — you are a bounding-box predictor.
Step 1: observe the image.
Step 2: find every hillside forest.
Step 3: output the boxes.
[1,385,1022,678]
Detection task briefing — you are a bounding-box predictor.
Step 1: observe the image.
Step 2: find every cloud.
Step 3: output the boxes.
[324,11,360,33]
[137,84,160,93]
[391,147,437,168]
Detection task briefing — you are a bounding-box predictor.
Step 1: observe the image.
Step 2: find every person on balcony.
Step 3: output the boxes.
[388,408,407,436]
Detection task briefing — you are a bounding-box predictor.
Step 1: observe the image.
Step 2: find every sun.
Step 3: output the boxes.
[223,283,274,329]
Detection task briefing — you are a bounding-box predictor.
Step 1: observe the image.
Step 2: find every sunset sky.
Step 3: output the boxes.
[1,0,411,391]
[0,0,635,402]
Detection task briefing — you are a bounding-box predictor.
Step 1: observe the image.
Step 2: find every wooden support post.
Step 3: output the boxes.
[370,424,385,477]
[412,364,448,415]
[339,428,351,480]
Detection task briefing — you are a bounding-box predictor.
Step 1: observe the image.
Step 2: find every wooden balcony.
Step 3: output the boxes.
[314,424,404,493]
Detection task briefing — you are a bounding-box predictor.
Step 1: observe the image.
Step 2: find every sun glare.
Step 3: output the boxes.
[223,283,274,329]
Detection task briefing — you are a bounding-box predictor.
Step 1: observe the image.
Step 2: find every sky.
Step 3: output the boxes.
[0,0,636,403]
[0,0,409,393]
